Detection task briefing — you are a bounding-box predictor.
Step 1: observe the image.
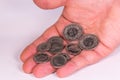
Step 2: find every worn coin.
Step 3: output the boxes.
[57,53,70,61]
[50,53,69,68]
[66,43,82,56]
[63,23,83,41]
[48,36,64,54]
[48,42,64,54]
[79,34,99,50]
[47,36,63,44]
[33,53,50,63]
[36,42,51,52]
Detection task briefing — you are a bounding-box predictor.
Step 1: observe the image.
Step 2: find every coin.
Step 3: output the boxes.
[33,53,50,63]
[48,36,64,54]
[36,42,51,52]
[59,53,70,61]
[79,34,99,50]
[50,53,69,68]
[48,36,63,44]
[63,23,83,41]
[66,43,82,55]
[48,42,64,54]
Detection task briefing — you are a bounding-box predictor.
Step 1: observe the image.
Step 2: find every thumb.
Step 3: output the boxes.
[33,0,66,9]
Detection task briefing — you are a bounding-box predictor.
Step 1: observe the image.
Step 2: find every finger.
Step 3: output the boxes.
[20,26,59,62]
[20,44,36,62]
[23,56,37,73]
[32,62,55,78]
[33,0,66,9]
[56,42,112,77]
[56,51,101,77]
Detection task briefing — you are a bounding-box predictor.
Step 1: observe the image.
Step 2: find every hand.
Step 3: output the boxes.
[20,0,120,78]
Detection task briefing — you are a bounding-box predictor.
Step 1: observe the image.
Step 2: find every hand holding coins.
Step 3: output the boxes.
[33,23,99,68]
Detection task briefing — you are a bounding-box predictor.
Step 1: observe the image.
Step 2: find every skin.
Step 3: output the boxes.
[20,0,120,78]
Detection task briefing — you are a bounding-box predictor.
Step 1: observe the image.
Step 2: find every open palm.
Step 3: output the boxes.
[20,0,120,78]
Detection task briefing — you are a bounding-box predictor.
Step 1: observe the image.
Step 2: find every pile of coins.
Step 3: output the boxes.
[33,23,99,68]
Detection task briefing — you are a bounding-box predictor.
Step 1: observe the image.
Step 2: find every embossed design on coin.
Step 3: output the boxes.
[66,43,82,55]
[63,23,83,41]
[36,42,51,52]
[48,36,63,44]
[79,34,99,50]
[50,53,70,68]
[33,53,50,63]
[48,36,64,54]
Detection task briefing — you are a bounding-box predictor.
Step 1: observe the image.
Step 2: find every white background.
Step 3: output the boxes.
[0,0,120,80]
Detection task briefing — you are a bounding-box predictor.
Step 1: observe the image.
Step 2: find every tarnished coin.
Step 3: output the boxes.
[57,53,70,61]
[60,53,70,61]
[48,42,64,54]
[79,34,99,50]
[48,36,64,54]
[33,53,50,63]
[50,53,69,68]
[48,36,63,44]
[63,23,83,41]
[66,43,82,56]
[36,42,51,52]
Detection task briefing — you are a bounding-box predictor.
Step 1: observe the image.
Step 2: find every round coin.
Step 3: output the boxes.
[33,53,50,63]
[57,53,70,61]
[63,23,83,41]
[48,42,64,54]
[47,36,64,54]
[66,43,82,56]
[36,42,51,52]
[79,34,99,50]
[50,53,69,68]
[47,36,63,44]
